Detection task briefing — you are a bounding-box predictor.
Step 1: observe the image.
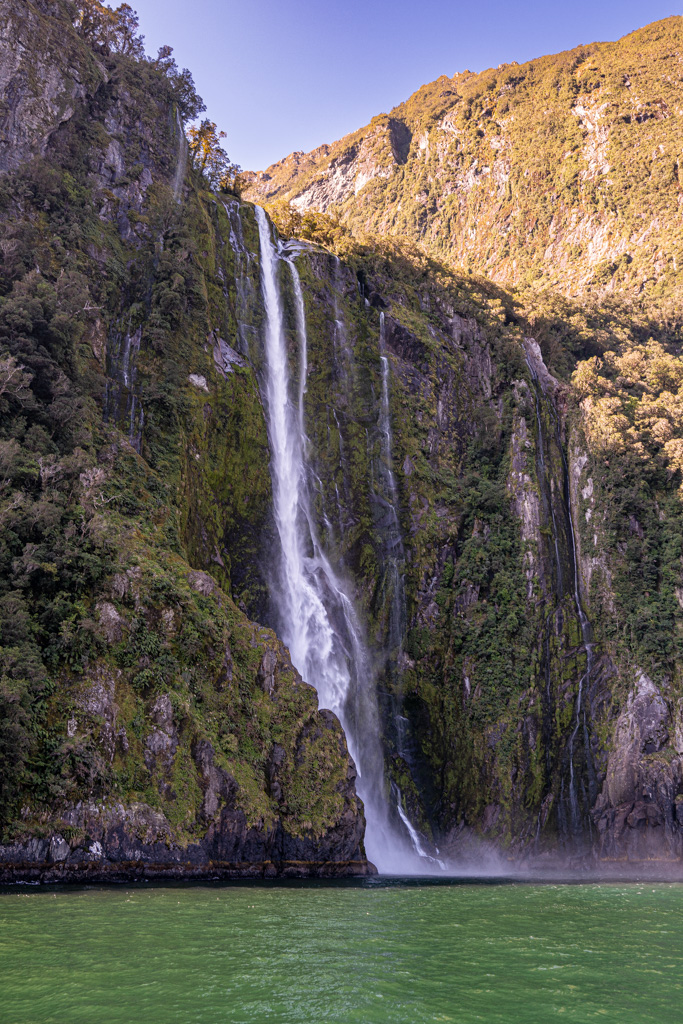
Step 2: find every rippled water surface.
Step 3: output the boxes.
[2,877,682,1022]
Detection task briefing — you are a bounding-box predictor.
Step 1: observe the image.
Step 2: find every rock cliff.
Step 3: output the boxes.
[0,0,370,881]
[1,1,683,876]
[244,17,683,307]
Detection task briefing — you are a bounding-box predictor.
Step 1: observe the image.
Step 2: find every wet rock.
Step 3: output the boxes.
[48,836,70,863]
[258,649,278,696]
[675,796,683,826]
[482,803,501,832]
[627,800,664,828]
[605,672,669,807]
[672,699,683,755]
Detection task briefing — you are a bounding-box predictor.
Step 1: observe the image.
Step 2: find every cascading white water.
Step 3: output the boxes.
[255,206,438,873]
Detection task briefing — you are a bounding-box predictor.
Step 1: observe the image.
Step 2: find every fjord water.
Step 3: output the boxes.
[2,881,682,1023]
[254,207,430,872]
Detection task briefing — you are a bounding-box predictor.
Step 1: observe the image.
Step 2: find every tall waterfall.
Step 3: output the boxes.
[255,207,437,872]
[376,314,413,761]
[377,314,407,653]
[525,343,595,845]
[557,424,596,838]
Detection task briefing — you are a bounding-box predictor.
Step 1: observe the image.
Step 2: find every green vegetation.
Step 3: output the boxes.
[268,201,683,844]
[0,0,359,851]
[3,1,683,859]
[247,17,683,311]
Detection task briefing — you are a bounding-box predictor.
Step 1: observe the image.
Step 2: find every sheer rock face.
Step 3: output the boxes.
[0,1,372,882]
[0,0,106,172]
[592,673,683,862]
[0,735,370,882]
[1,3,683,878]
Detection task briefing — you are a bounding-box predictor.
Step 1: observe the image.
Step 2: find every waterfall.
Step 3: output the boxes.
[376,315,415,771]
[525,344,594,845]
[332,256,354,366]
[172,108,188,203]
[104,323,143,453]
[254,206,438,873]
[222,199,257,357]
[377,315,407,654]
[558,429,596,838]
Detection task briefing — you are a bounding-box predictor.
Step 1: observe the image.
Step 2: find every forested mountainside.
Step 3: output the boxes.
[0,0,369,880]
[1,1,683,880]
[244,17,683,307]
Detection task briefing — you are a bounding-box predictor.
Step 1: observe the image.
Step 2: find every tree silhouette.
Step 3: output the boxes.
[188,120,241,193]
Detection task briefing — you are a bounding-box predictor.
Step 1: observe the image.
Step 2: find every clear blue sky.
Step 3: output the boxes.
[129,0,681,171]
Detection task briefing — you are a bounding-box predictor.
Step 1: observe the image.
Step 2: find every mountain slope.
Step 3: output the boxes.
[244,17,683,303]
[0,0,369,880]
[2,3,683,876]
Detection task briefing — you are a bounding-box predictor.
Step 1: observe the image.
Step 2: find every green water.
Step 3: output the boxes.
[1,878,682,1023]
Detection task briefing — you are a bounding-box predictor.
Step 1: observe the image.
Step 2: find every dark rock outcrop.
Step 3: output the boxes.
[592,672,683,863]
[0,732,372,882]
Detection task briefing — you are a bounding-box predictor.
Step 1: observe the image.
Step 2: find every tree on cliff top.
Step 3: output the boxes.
[188,120,241,194]
[72,3,205,122]
[150,45,206,123]
[72,0,145,58]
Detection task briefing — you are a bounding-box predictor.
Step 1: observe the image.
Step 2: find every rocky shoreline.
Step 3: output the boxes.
[0,858,375,884]
[0,827,376,884]
[0,790,375,884]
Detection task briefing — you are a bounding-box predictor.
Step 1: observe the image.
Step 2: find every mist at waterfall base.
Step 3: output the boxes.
[254,206,458,875]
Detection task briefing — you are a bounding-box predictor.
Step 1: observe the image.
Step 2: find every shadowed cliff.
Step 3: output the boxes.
[1,1,683,877]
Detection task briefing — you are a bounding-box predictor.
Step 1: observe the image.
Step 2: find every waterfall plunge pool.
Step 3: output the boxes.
[2,878,682,1022]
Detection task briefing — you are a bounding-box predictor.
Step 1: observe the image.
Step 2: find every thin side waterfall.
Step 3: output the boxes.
[557,429,596,838]
[104,323,143,452]
[332,256,354,365]
[529,375,564,597]
[525,346,594,845]
[376,315,412,765]
[222,200,256,357]
[376,319,438,861]
[172,108,188,202]
[377,316,407,647]
[254,206,437,873]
